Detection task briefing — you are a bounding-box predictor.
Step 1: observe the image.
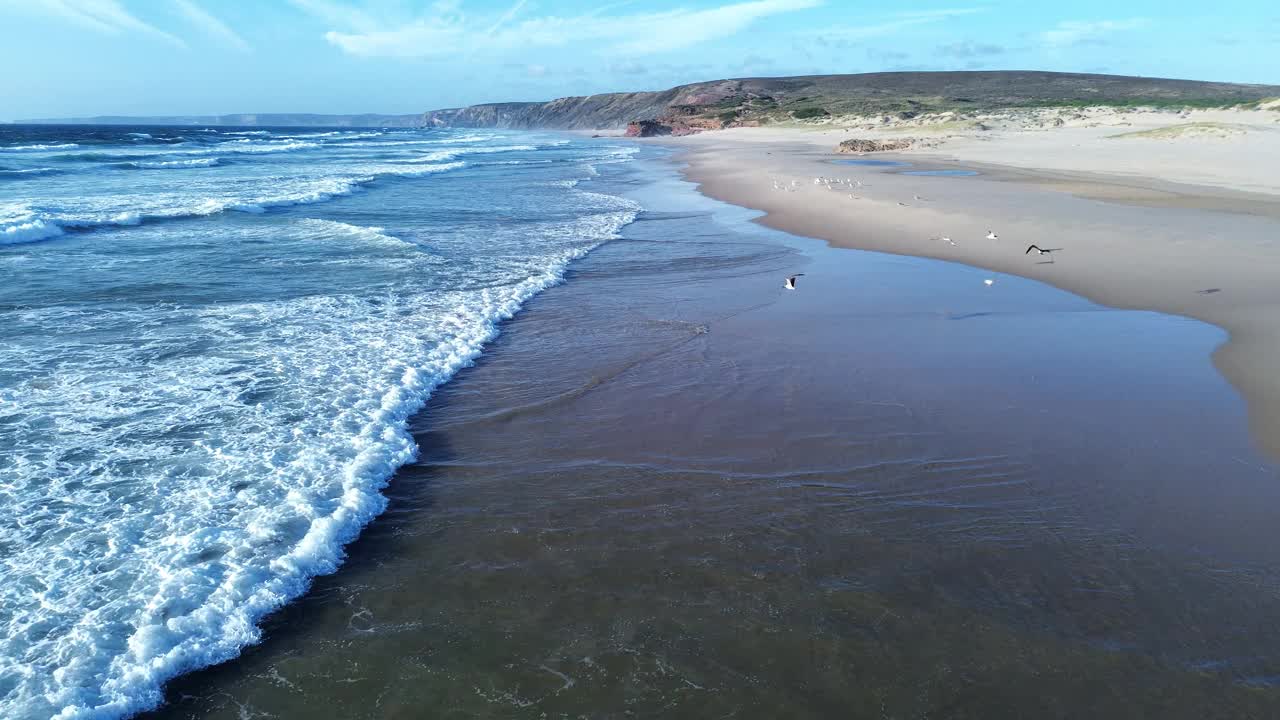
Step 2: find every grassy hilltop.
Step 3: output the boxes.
[422,71,1280,132]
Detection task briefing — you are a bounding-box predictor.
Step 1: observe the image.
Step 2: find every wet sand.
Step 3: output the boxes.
[662,130,1280,462]
[141,150,1280,719]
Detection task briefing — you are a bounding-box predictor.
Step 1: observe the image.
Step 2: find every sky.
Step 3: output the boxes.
[1,0,1277,120]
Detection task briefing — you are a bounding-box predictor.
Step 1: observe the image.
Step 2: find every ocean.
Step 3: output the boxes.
[0,125,638,719]
[5,125,1280,720]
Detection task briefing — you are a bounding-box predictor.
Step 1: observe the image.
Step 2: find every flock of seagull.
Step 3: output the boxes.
[780,174,1062,291]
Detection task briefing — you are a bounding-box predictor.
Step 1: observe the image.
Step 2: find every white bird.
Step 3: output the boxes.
[784,274,805,290]
[937,236,956,246]
[984,278,995,286]
[914,194,928,201]
[986,230,999,240]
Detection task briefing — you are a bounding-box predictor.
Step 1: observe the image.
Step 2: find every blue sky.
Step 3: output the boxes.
[2,0,1277,120]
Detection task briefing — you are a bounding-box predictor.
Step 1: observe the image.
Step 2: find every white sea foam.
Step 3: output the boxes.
[0,167,59,176]
[1,159,469,246]
[404,145,536,163]
[298,218,417,247]
[0,192,639,719]
[332,134,496,149]
[225,130,271,136]
[127,133,152,139]
[1,218,64,245]
[128,158,220,169]
[2,143,80,152]
[206,140,319,155]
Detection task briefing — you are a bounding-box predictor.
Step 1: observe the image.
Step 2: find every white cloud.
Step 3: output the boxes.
[1040,18,1147,47]
[39,0,186,48]
[174,0,249,52]
[310,0,824,58]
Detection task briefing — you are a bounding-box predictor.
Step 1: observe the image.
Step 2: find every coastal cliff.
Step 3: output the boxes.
[422,71,1280,135]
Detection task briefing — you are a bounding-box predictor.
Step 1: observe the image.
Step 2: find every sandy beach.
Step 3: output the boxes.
[141,145,1280,719]
[660,108,1280,461]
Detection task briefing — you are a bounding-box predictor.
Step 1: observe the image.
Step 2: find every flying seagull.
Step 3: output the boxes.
[986,231,999,240]
[984,278,995,286]
[1025,244,1058,256]
[785,274,805,290]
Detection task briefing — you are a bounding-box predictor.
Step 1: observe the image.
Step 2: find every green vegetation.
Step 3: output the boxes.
[791,107,829,119]
[1020,97,1250,111]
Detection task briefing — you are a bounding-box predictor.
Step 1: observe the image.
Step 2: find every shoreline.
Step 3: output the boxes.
[140,145,1280,718]
[655,129,1280,461]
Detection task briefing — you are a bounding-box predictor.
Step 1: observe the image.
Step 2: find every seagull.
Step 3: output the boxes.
[784,274,805,290]
[914,194,929,201]
[1025,244,1059,256]
[984,278,995,286]
[986,231,999,240]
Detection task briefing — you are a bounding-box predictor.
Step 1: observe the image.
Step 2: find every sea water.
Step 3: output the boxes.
[0,125,638,719]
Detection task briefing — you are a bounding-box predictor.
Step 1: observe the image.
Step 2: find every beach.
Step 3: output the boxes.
[142,143,1280,718]
[6,118,1280,719]
[660,109,1280,461]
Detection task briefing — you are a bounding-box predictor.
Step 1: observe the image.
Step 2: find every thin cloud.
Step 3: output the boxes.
[40,0,186,48]
[313,0,824,58]
[174,0,249,52]
[288,0,379,33]
[937,40,1006,58]
[807,7,986,47]
[1040,18,1147,48]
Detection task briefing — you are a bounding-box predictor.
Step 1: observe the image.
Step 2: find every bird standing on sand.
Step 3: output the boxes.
[785,274,805,290]
[986,231,999,240]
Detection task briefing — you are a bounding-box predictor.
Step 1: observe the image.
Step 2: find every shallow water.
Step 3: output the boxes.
[0,126,639,719]
[834,158,909,167]
[901,169,981,177]
[142,149,1280,719]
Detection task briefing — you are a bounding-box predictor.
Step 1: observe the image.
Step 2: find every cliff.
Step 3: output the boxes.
[422,71,1280,134]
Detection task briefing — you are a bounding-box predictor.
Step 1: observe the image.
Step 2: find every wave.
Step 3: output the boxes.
[127,133,152,139]
[2,143,80,152]
[331,134,495,149]
[1,218,65,245]
[0,167,60,177]
[126,158,220,169]
[199,140,318,155]
[3,199,639,719]
[0,161,467,245]
[404,144,537,163]
[298,218,416,247]
[224,130,271,136]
